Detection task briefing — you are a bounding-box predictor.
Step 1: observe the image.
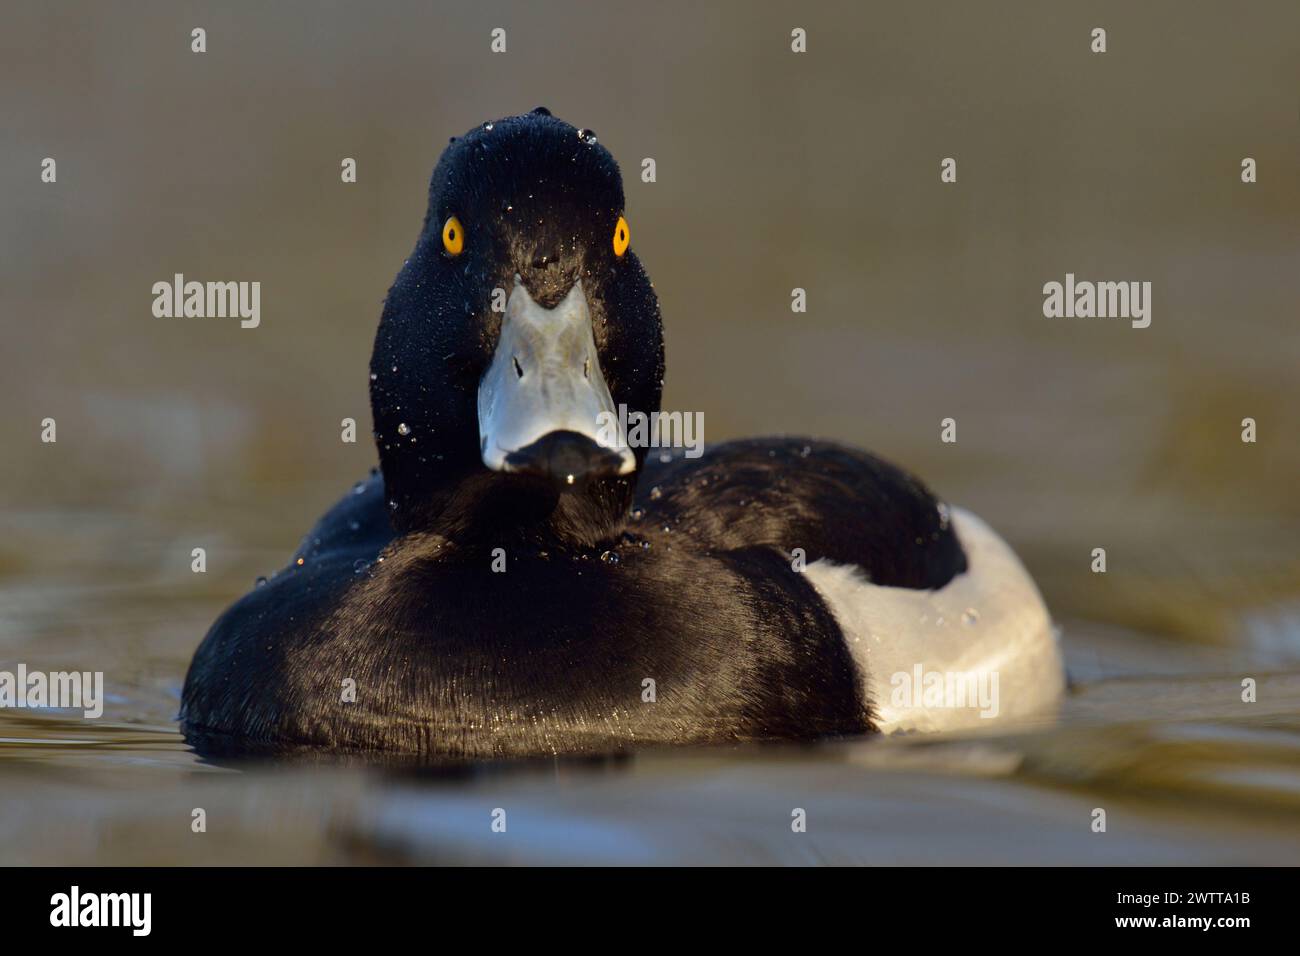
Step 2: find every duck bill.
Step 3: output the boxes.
[477,277,635,485]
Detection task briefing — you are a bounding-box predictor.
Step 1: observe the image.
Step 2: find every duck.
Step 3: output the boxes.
[180,108,1064,758]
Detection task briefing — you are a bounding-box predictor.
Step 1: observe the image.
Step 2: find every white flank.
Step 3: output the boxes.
[805,508,1065,733]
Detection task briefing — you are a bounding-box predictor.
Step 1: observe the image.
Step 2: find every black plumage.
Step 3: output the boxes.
[180,110,965,759]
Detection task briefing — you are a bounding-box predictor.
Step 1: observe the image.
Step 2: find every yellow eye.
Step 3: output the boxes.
[613,215,630,257]
[442,215,464,256]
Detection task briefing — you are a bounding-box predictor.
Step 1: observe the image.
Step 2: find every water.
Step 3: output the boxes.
[1,500,1298,864]
[2,1,1299,864]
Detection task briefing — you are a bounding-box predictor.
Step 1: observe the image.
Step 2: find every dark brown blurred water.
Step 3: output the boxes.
[2,1,1298,864]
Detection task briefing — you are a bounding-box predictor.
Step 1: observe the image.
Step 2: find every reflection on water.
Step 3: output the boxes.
[4,680,1300,864]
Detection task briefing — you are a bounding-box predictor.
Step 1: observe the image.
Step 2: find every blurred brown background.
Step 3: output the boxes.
[3,0,1298,649]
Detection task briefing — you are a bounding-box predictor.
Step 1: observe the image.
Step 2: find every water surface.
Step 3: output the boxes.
[2,1,1298,865]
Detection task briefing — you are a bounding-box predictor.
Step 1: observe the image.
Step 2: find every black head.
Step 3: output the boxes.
[370,109,664,549]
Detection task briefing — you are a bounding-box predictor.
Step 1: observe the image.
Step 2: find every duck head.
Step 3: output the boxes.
[370,109,664,549]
